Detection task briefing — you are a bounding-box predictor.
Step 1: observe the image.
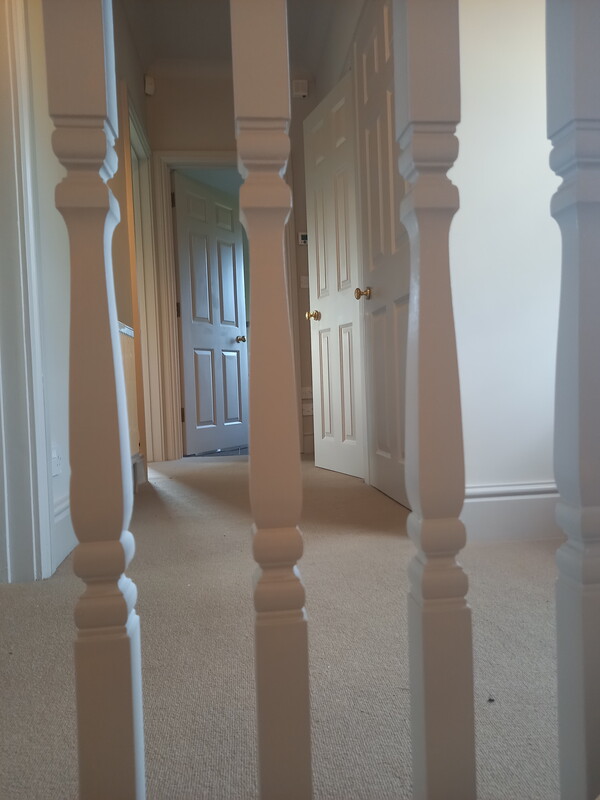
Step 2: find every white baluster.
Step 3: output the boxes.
[546,1,600,797]
[229,2,312,798]
[42,2,145,797]
[393,2,476,797]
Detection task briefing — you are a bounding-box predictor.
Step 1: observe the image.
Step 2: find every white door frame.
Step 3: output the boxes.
[125,101,159,462]
[0,0,53,581]
[151,150,303,461]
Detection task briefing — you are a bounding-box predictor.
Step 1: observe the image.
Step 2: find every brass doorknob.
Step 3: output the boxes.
[305,310,321,321]
[235,335,246,343]
[354,287,372,300]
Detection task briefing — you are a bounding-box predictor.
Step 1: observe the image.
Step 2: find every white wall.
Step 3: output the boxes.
[146,61,237,152]
[0,0,44,581]
[111,0,149,328]
[450,0,562,538]
[27,0,76,569]
[313,0,366,101]
[0,0,81,582]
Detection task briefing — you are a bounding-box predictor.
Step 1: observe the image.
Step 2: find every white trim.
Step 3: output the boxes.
[118,322,135,338]
[284,155,304,453]
[466,480,558,499]
[131,451,147,489]
[53,494,70,519]
[0,378,9,582]
[0,0,53,581]
[128,110,163,462]
[152,150,241,462]
[461,490,562,542]
[155,150,240,170]
[151,152,184,460]
[50,493,75,574]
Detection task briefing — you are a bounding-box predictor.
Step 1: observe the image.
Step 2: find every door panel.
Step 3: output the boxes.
[173,172,248,455]
[305,72,366,478]
[191,234,210,321]
[218,241,238,326]
[355,0,410,506]
[194,348,215,427]
[339,324,356,441]
[222,350,242,423]
[319,329,333,438]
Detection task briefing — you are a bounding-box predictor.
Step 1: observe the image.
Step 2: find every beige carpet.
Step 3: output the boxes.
[0,457,560,799]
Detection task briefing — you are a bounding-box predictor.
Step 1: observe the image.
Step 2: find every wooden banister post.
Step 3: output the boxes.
[229,2,312,798]
[546,1,600,797]
[42,2,145,797]
[393,1,477,797]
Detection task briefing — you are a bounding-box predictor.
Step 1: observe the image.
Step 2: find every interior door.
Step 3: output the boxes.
[172,172,248,455]
[355,0,410,507]
[304,72,366,478]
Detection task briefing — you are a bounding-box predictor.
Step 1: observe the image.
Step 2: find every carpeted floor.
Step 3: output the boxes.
[0,457,561,799]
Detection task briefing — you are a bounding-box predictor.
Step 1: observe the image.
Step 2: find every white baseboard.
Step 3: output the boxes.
[49,452,147,576]
[132,452,147,491]
[461,482,563,542]
[51,495,76,573]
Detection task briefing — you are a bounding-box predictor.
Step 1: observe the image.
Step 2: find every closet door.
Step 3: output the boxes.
[355,0,410,506]
[304,72,366,478]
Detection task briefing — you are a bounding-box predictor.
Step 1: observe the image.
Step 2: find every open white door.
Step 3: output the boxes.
[173,172,249,455]
[355,0,410,507]
[304,72,366,479]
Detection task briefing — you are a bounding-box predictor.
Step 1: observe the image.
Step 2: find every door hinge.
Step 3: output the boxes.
[176,301,181,318]
[171,191,176,208]
[181,407,185,423]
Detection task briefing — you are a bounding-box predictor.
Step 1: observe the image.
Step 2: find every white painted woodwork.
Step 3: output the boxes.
[152,152,184,460]
[119,324,140,456]
[172,172,249,454]
[354,0,410,506]
[128,117,161,463]
[230,1,312,797]
[304,72,366,479]
[150,151,239,462]
[546,1,600,797]
[0,0,53,581]
[42,1,145,797]
[118,83,146,464]
[393,1,476,797]
[283,164,305,454]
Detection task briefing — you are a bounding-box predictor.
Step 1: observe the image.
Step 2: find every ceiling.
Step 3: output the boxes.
[119,0,337,76]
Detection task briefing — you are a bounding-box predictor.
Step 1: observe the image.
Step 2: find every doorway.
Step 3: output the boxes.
[171,168,249,456]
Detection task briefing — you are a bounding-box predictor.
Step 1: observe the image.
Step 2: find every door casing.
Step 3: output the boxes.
[172,171,249,455]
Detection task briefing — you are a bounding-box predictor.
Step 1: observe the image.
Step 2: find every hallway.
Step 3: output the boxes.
[1,459,559,799]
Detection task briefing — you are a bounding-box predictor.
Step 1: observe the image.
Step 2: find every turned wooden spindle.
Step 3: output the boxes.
[229,2,312,799]
[546,1,600,797]
[42,2,145,797]
[393,1,476,797]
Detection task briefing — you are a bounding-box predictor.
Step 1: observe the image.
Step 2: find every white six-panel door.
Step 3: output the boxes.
[355,0,410,507]
[304,73,366,479]
[173,172,249,455]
